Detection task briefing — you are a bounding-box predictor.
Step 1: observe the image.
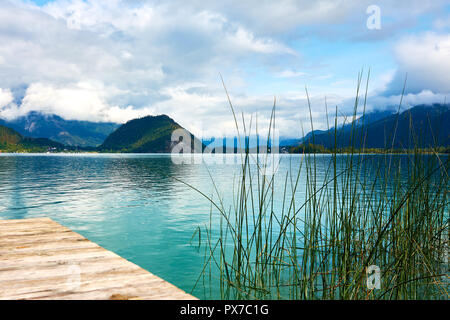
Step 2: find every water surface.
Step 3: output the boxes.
[0,153,446,298]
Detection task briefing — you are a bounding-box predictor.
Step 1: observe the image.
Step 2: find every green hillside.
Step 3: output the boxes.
[0,125,64,152]
[0,125,22,145]
[100,114,199,153]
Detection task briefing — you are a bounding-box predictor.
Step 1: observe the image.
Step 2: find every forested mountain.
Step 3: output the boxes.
[0,125,64,152]
[300,104,450,149]
[100,114,199,153]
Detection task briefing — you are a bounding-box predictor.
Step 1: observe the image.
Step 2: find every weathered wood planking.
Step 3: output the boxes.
[0,217,197,300]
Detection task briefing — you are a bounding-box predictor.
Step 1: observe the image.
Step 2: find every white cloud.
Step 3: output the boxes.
[0,0,303,130]
[0,81,137,122]
[385,33,450,95]
[368,90,448,111]
[275,70,308,78]
[171,0,448,35]
[226,27,295,55]
[0,88,13,108]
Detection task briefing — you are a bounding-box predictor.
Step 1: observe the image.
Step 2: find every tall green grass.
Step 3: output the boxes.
[188,72,449,299]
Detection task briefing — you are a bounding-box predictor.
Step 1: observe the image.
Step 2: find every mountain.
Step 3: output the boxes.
[280,137,303,147]
[280,110,396,147]
[0,112,119,147]
[301,104,450,149]
[100,114,200,153]
[0,125,64,152]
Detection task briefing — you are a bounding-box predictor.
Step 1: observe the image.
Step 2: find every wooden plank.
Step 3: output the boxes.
[0,257,140,281]
[0,238,96,255]
[0,217,57,227]
[0,218,196,300]
[0,231,87,244]
[2,273,191,300]
[0,251,122,270]
[0,225,72,237]
[31,280,189,300]
[0,217,53,226]
[0,271,163,297]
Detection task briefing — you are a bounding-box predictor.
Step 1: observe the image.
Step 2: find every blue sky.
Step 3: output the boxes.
[0,0,448,138]
[30,0,52,4]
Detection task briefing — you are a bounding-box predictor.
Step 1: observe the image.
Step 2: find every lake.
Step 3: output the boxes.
[0,153,272,298]
[0,153,447,299]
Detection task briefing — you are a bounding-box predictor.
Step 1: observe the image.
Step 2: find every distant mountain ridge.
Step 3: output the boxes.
[0,112,119,147]
[301,104,450,149]
[280,109,396,147]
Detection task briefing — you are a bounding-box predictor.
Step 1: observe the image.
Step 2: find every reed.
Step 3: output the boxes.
[188,72,449,299]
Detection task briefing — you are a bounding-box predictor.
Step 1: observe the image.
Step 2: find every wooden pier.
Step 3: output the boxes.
[0,217,196,300]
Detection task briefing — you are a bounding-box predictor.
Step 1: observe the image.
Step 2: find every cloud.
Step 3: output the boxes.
[0,0,308,136]
[384,33,450,95]
[368,90,448,111]
[0,88,13,108]
[226,27,295,55]
[180,0,448,36]
[275,70,308,78]
[18,81,138,122]
[0,1,295,109]
[0,81,131,122]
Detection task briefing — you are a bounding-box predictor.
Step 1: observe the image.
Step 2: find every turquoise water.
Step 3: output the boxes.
[0,153,447,299]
